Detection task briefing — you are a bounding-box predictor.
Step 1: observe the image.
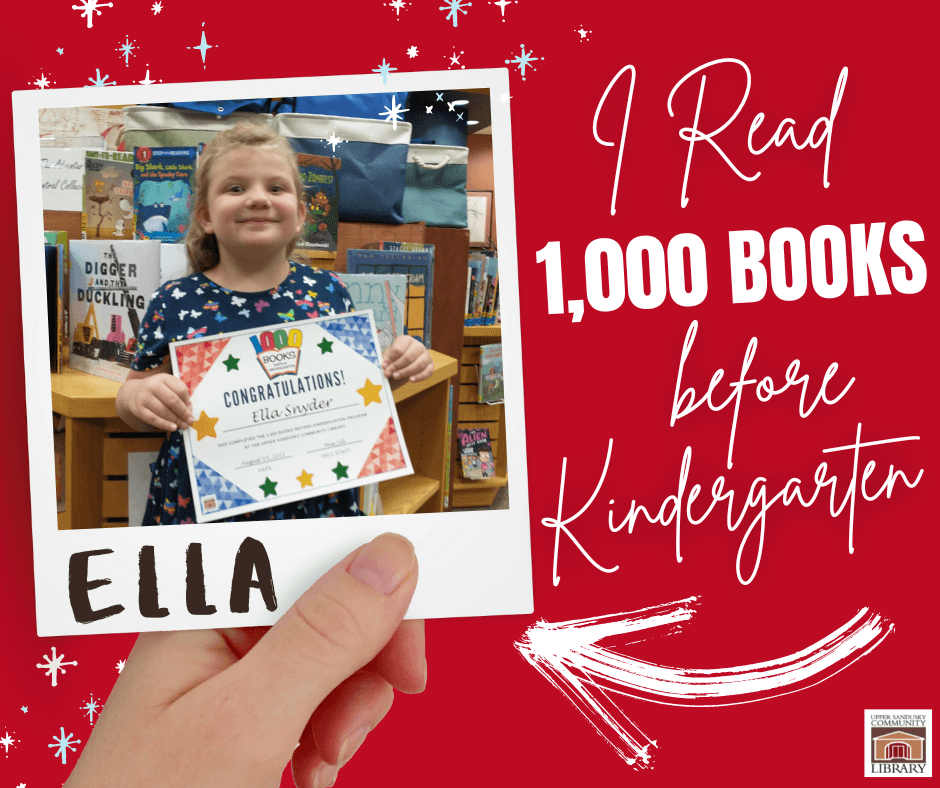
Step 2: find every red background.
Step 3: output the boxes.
[1,2,936,784]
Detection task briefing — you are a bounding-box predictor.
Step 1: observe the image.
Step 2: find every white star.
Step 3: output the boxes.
[72,0,113,29]
[20,706,27,713]
[152,0,163,12]
[426,105,433,114]
[499,92,512,102]
[379,95,410,131]
[56,47,64,54]
[0,731,16,753]
[138,67,156,85]
[492,0,511,15]
[32,72,50,89]
[388,0,406,15]
[36,647,78,687]
[447,101,457,112]
[325,131,343,153]
[448,51,464,68]
[116,659,126,673]
[407,45,418,58]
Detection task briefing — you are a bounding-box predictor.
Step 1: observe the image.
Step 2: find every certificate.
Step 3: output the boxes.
[170,311,412,523]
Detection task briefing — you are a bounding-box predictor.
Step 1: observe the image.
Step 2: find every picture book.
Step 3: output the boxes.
[363,242,436,346]
[466,254,485,325]
[133,146,197,242]
[339,272,407,351]
[345,248,434,347]
[479,343,504,404]
[68,239,162,383]
[82,150,136,240]
[297,153,340,252]
[44,230,69,373]
[458,427,495,480]
[482,256,499,325]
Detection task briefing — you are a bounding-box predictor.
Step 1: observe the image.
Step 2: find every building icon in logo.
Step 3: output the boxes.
[873,731,926,762]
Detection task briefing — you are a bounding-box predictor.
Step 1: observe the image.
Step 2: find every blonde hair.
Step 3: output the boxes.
[185,121,307,273]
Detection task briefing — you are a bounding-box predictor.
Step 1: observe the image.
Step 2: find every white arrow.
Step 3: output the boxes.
[515,597,892,768]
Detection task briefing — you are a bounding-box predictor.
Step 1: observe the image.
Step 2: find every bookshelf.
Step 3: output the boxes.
[453,326,508,508]
[50,350,457,528]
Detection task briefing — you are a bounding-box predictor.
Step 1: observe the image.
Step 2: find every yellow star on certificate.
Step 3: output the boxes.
[191,410,219,441]
[296,469,313,488]
[357,378,383,406]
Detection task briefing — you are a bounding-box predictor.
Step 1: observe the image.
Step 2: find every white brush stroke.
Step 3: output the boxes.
[515,597,892,768]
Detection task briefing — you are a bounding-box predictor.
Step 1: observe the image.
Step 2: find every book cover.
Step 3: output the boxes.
[458,427,495,480]
[133,146,197,242]
[44,230,70,373]
[482,256,499,325]
[466,254,484,325]
[346,248,434,347]
[297,153,340,252]
[68,239,162,383]
[364,242,436,345]
[339,272,407,351]
[82,150,136,240]
[479,343,504,404]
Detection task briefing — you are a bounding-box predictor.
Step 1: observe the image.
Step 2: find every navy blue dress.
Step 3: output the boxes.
[131,262,362,525]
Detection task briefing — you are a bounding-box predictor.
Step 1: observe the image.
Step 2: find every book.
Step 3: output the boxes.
[68,239,162,383]
[44,230,70,373]
[458,427,495,480]
[297,153,341,252]
[363,241,436,347]
[339,273,407,352]
[482,256,499,325]
[133,146,197,242]
[479,343,504,404]
[345,248,434,347]
[82,150,136,240]
[466,253,485,325]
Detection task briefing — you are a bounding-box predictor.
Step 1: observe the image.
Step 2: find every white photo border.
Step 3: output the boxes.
[13,68,533,636]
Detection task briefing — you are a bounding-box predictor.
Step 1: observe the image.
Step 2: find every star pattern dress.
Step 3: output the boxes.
[131,262,362,525]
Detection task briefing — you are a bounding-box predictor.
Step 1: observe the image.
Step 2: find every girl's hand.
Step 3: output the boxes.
[118,371,194,432]
[64,533,425,788]
[381,336,434,383]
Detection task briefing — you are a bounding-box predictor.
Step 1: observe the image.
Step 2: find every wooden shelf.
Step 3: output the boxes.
[379,474,441,516]
[463,325,502,339]
[453,474,508,491]
[51,367,120,419]
[392,350,457,403]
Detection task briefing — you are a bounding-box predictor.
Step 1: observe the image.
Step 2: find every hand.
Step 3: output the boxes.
[119,372,194,432]
[65,533,425,788]
[381,336,434,383]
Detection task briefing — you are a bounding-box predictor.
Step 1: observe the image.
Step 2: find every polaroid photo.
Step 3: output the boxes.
[13,68,532,636]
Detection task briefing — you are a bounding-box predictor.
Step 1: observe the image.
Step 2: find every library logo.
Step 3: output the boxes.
[250,328,302,379]
[865,710,931,777]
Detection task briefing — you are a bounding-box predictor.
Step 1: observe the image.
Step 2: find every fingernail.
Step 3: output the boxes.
[348,533,415,595]
[313,763,338,788]
[338,726,369,766]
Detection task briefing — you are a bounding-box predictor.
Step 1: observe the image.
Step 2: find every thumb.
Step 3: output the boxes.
[215,532,418,753]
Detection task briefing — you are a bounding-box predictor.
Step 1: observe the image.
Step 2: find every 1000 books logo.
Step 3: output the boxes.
[865,710,931,777]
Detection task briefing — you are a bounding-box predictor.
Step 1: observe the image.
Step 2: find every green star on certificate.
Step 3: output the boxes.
[223,354,240,371]
[318,338,334,354]
[332,462,349,479]
[260,477,278,497]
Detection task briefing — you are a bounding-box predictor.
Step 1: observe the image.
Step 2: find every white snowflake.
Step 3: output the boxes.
[446,50,465,69]
[490,0,515,19]
[575,25,591,41]
[440,0,471,27]
[152,0,163,12]
[189,23,215,68]
[379,95,410,131]
[138,66,157,85]
[36,647,78,687]
[325,131,343,153]
[116,659,126,673]
[0,730,17,754]
[505,44,543,81]
[407,45,418,58]
[81,694,102,723]
[72,0,113,28]
[425,105,433,113]
[116,35,137,67]
[386,0,408,16]
[499,92,511,102]
[49,728,81,765]
[86,68,117,87]
[32,72,51,89]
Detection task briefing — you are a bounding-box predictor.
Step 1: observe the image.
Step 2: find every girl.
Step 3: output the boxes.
[117,121,434,525]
